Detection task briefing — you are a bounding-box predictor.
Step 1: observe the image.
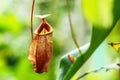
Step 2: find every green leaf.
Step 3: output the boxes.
[63,26,113,80]
[57,0,120,80]
[57,43,89,80]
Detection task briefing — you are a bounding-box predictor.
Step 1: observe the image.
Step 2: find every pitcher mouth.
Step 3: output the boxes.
[34,27,53,35]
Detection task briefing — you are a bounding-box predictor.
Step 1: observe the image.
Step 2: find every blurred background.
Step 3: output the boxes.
[0,0,120,80]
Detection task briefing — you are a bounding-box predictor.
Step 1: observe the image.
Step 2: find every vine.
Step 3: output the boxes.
[30,0,35,41]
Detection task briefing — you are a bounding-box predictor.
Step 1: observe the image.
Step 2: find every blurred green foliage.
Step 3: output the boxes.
[0,14,22,34]
[0,0,120,80]
[0,0,73,80]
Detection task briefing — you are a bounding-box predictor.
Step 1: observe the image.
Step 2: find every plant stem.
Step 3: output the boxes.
[118,53,120,80]
[118,69,120,80]
[66,0,82,55]
[30,0,35,41]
